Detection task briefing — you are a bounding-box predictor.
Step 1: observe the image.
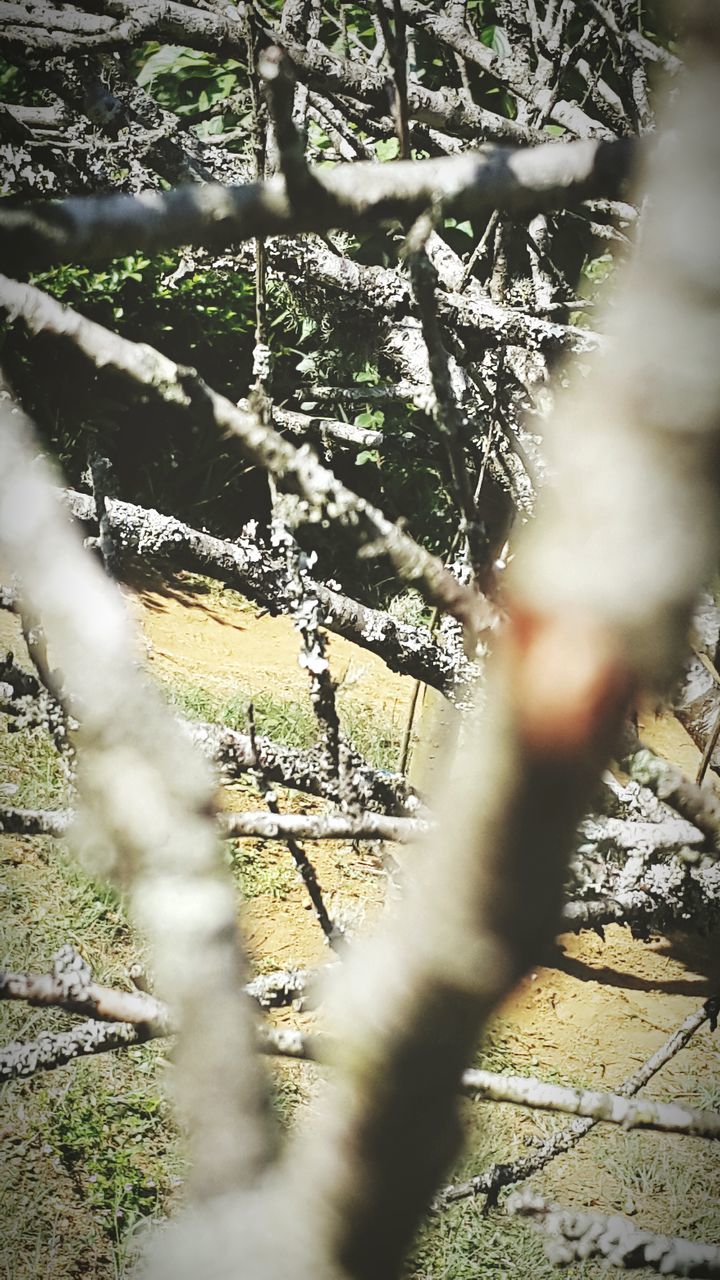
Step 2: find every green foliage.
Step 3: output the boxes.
[0,716,67,811]
[162,669,404,771]
[31,251,257,361]
[37,1071,177,1238]
[135,43,243,122]
[0,56,46,104]
[231,843,296,900]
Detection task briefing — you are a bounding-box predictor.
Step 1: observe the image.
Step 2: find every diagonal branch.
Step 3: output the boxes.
[61,487,470,692]
[437,1000,717,1208]
[0,274,485,638]
[509,1191,720,1276]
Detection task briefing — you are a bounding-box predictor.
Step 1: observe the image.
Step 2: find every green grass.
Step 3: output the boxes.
[0,712,182,1278]
[408,1203,592,1280]
[230,842,296,900]
[594,1127,720,1241]
[0,694,318,1277]
[1,717,68,810]
[162,673,404,771]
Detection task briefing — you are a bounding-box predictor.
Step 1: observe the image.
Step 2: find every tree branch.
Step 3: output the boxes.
[0,275,485,638]
[0,138,634,274]
[437,1000,716,1208]
[0,393,275,1201]
[509,1191,720,1275]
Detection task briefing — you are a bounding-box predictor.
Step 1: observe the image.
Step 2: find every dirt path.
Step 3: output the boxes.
[3,571,719,1275]
[125,566,415,721]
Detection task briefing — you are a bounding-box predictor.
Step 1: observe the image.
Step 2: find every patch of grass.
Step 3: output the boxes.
[231,842,296,899]
[162,678,316,750]
[596,1128,720,1240]
[338,695,404,771]
[162,674,403,770]
[269,1060,320,1131]
[684,1078,720,1111]
[1,1043,184,1280]
[36,1064,182,1238]
[1,718,68,810]
[1,700,182,1278]
[408,1203,592,1280]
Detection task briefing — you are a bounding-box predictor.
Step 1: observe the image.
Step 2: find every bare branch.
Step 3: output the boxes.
[224,810,426,841]
[0,276,485,638]
[0,1015,320,1083]
[401,0,616,139]
[461,1066,720,1140]
[271,30,720,1265]
[0,138,634,274]
[6,961,719,1143]
[187,721,424,816]
[0,952,170,1030]
[619,726,720,856]
[437,1001,716,1208]
[0,1018,153,1082]
[509,1191,720,1275]
[0,805,73,836]
[0,804,429,842]
[61,486,469,693]
[0,394,275,1200]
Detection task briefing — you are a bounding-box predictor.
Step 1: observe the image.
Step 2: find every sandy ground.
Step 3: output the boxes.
[2,569,720,1272]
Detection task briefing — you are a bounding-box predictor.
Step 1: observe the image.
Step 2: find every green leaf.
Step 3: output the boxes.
[375,137,400,162]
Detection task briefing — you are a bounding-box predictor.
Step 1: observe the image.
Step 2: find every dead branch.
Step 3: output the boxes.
[0,395,275,1201]
[7,961,718,1142]
[0,1016,320,1083]
[0,276,485,639]
[0,138,634,273]
[562,859,720,936]
[461,1067,720,1140]
[509,1191,720,1275]
[437,1001,716,1208]
[619,726,720,856]
[0,805,73,836]
[0,1018,153,1082]
[0,802,429,842]
[186,721,425,817]
[401,0,617,139]
[0,951,170,1030]
[62,487,468,692]
[223,810,427,842]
